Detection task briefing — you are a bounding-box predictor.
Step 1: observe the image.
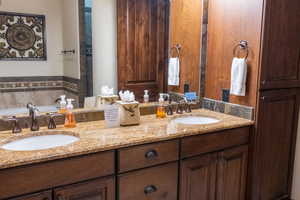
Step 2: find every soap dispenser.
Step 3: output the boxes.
[64,99,76,128]
[144,90,149,103]
[156,93,166,118]
[58,95,67,114]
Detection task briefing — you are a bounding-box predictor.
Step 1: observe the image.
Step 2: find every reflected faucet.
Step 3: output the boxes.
[27,103,40,131]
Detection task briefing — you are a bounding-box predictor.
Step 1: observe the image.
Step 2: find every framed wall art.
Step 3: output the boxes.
[0,12,47,61]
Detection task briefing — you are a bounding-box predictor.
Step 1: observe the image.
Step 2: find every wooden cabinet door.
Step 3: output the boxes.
[251,89,300,200]
[260,0,300,89]
[180,153,218,200]
[54,177,115,200]
[117,0,169,101]
[10,191,52,200]
[217,145,248,200]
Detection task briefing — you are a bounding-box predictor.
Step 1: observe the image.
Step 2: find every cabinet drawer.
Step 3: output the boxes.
[118,140,179,173]
[181,127,250,158]
[0,151,115,199]
[118,163,178,200]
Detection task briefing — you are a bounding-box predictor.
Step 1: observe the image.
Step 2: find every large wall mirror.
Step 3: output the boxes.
[0,0,205,115]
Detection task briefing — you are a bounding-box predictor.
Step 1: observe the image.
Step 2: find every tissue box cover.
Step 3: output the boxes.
[117,101,140,126]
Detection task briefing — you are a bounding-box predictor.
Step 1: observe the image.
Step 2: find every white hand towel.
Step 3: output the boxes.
[230,57,247,96]
[168,57,180,86]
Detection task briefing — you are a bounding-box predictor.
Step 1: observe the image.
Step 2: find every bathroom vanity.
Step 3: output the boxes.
[0,110,253,200]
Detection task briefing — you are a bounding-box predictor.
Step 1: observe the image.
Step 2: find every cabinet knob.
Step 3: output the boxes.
[144,185,158,195]
[145,150,158,159]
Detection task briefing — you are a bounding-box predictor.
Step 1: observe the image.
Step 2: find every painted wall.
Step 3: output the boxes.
[92,0,118,95]
[0,0,64,77]
[62,0,81,79]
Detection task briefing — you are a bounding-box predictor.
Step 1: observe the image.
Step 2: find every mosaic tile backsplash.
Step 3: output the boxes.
[202,98,254,120]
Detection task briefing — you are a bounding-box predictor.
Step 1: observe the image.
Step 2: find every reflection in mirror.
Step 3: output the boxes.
[0,0,204,116]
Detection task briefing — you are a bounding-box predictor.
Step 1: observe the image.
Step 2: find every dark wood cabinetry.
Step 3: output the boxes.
[118,140,179,173]
[217,145,248,200]
[250,89,300,200]
[260,0,300,90]
[180,145,248,200]
[180,153,218,200]
[119,163,178,200]
[54,178,115,200]
[10,191,52,200]
[2,127,251,200]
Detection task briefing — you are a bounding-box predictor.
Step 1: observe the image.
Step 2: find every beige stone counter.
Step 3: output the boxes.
[0,109,253,170]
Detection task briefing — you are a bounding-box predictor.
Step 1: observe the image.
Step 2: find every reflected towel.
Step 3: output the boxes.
[168,57,180,86]
[230,57,247,96]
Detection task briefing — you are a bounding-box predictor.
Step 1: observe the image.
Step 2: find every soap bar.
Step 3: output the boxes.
[184,92,197,101]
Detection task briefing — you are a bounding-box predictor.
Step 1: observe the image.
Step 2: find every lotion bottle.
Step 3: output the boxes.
[64,99,76,128]
[144,90,149,103]
[156,93,166,118]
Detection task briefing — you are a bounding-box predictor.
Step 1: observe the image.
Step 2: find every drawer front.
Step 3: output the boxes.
[118,140,179,173]
[0,151,115,199]
[181,127,250,158]
[119,163,178,200]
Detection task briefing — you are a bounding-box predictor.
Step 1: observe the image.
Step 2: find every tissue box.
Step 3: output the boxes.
[117,101,140,126]
[96,95,119,108]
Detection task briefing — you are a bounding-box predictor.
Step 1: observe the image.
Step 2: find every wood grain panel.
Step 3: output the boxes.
[118,163,178,200]
[117,0,169,101]
[250,89,300,200]
[118,140,179,173]
[169,0,203,94]
[180,153,217,200]
[0,151,115,199]
[205,0,263,107]
[10,190,52,200]
[260,0,300,89]
[181,127,249,158]
[54,177,115,200]
[217,145,248,200]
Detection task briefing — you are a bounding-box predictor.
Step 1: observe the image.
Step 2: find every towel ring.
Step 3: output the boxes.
[170,44,181,58]
[233,40,249,59]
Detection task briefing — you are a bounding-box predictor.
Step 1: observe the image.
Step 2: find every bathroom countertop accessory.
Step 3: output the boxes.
[27,103,40,132]
[7,116,22,134]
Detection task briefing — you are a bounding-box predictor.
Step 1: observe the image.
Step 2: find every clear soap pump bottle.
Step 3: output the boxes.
[58,95,67,114]
[156,93,166,118]
[144,90,149,103]
[64,99,76,128]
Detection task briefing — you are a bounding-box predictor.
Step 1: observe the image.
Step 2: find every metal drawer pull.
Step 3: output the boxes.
[145,149,158,159]
[144,185,158,194]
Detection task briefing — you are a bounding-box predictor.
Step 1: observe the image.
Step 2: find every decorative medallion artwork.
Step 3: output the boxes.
[0,12,47,60]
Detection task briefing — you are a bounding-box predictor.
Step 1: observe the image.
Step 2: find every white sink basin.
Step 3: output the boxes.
[172,116,220,125]
[1,134,79,151]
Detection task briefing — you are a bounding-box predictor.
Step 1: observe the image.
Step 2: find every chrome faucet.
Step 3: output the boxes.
[27,103,40,131]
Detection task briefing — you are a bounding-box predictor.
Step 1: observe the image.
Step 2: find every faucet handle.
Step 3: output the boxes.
[7,116,22,134]
[176,103,183,114]
[185,103,192,113]
[47,112,61,129]
[166,105,173,115]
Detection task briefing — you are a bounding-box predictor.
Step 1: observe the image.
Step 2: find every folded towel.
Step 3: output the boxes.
[230,57,247,96]
[168,57,180,86]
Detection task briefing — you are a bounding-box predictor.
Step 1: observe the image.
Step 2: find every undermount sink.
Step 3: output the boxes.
[1,133,79,151]
[172,116,220,125]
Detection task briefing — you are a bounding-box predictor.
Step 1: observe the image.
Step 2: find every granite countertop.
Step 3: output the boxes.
[0,109,254,170]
